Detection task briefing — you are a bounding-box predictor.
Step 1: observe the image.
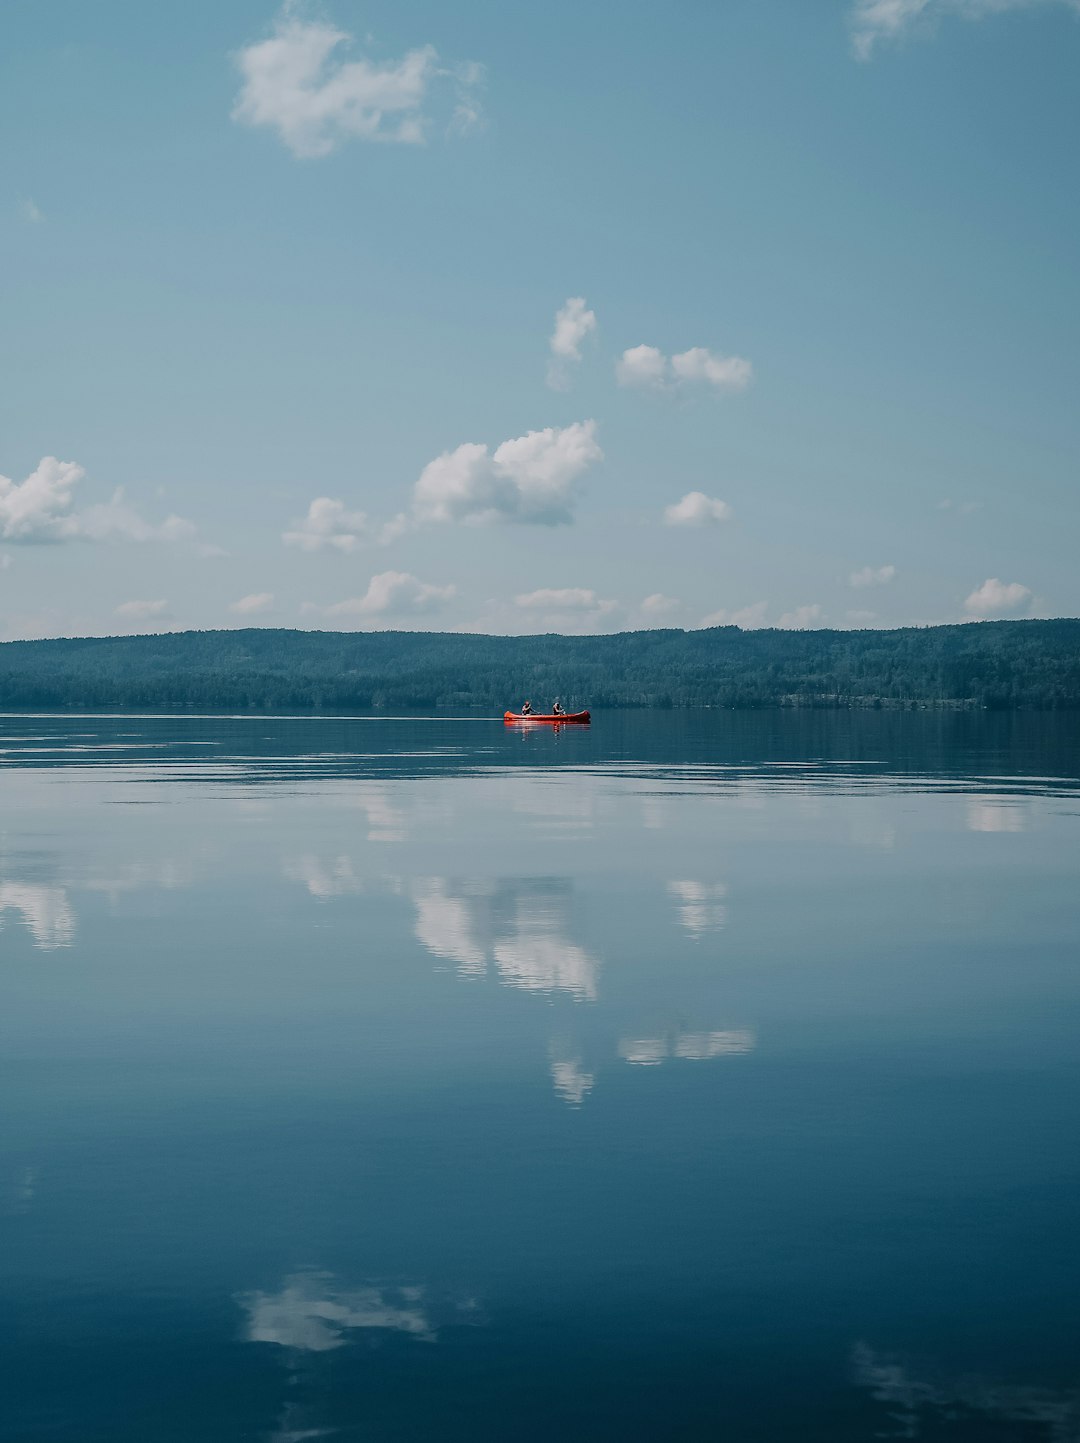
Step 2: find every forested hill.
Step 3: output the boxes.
[0,620,1078,711]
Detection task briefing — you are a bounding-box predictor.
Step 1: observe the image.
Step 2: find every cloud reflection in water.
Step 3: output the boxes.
[667,880,728,937]
[240,1271,434,1351]
[852,1343,1080,1441]
[413,877,599,1000]
[549,1053,595,1106]
[967,797,1027,833]
[619,1028,755,1066]
[0,880,75,950]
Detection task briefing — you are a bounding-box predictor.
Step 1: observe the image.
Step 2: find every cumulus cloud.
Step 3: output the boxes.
[547,296,597,389]
[849,563,896,588]
[777,603,824,629]
[615,344,667,388]
[0,458,195,546]
[21,198,44,224]
[230,592,274,615]
[846,609,879,625]
[664,491,733,527]
[79,495,196,543]
[616,343,752,393]
[283,497,368,552]
[849,0,1080,60]
[700,601,768,629]
[515,587,609,611]
[309,570,455,620]
[639,593,681,619]
[670,346,754,390]
[1,458,100,541]
[513,586,618,633]
[963,577,1032,617]
[232,9,482,158]
[411,420,602,527]
[115,599,169,620]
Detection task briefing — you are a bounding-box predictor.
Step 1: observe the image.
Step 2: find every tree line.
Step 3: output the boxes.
[0,620,1078,711]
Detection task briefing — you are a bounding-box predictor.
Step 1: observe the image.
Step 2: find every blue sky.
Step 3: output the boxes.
[2,0,1078,638]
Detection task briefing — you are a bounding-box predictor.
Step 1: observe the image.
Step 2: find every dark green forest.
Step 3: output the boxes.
[0,620,1077,711]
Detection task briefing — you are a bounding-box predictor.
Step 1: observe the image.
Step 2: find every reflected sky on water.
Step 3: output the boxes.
[2,710,1079,1441]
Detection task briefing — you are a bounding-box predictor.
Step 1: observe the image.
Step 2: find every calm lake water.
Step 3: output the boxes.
[2,710,1080,1442]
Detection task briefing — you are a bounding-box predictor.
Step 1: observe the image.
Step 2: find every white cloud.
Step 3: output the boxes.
[549,297,596,361]
[21,198,44,223]
[617,343,752,393]
[411,420,601,527]
[115,599,169,620]
[0,458,195,545]
[311,570,455,620]
[232,10,482,158]
[615,344,667,388]
[700,601,769,629]
[846,609,879,624]
[937,498,981,514]
[849,564,896,588]
[230,592,274,615]
[283,497,368,552]
[547,296,597,389]
[963,577,1032,617]
[850,0,1080,60]
[515,587,607,611]
[548,297,597,389]
[670,346,754,391]
[777,603,824,629]
[664,491,733,527]
[513,587,618,633]
[0,554,10,570]
[0,458,88,541]
[639,593,681,619]
[79,492,196,543]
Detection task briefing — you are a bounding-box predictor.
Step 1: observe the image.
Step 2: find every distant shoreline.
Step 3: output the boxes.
[2,620,1078,712]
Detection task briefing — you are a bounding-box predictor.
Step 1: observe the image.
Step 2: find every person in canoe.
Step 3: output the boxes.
[520,699,533,715]
[551,699,565,716]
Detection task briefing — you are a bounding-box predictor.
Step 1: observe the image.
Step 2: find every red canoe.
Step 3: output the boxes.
[504,710,591,725]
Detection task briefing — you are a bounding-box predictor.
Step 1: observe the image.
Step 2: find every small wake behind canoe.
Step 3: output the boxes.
[504,710,591,725]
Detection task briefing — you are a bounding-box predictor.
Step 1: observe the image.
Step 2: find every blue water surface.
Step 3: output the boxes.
[2,710,1079,1441]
